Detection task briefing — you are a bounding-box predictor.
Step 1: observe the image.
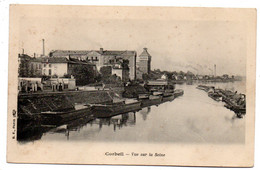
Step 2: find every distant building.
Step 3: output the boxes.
[222,74,229,79]
[136,48,152,79]
[18,54,42,77]
[18,54,31,77]
[30,57,43,77]
[40,57,96,77]
[161,74,168,80]
[18,53,97,78]
[49,48,137,80]
[111,60,130,83]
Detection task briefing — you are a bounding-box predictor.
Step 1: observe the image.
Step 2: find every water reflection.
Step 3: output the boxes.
[92,112,136,131]
[139,107,151,121]
[18,81,245,144]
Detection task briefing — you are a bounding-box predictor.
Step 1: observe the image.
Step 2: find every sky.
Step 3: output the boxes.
[18,7,247,76]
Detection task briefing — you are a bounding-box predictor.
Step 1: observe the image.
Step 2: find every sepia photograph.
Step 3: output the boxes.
[7,5,256,167]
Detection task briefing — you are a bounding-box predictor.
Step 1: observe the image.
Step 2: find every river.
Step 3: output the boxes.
[36,81,245,144]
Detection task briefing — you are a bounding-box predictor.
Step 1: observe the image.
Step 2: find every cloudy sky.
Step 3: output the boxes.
[16,6,247,76]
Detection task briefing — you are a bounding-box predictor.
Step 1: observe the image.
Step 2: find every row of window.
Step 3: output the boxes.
[43,63,52,67]
[30,63,42,70]
[87,56,98,61]
[43,69,52,75]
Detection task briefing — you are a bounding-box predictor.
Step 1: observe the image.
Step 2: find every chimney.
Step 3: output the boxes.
[42,39,45,56]
[22,48,24,54]
[214,64,216,77]
[34,53,36,58]
[100,48,104,54]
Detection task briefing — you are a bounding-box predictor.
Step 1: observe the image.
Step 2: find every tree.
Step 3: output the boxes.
[72,64,96,86]
[142,73,150,81]
[100,66,112,78]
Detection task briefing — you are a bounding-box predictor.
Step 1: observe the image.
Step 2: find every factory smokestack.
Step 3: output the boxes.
[214,64,216,77]
[42,39,45,56]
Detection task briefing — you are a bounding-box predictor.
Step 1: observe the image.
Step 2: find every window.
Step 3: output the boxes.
[44,64,46,67]
[49,69,52,75]
[49,64,52,67]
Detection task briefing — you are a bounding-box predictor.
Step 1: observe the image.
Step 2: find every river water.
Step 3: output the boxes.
[37,81,245,144]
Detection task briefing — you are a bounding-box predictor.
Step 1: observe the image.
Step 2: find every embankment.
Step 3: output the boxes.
[18,90,116,115]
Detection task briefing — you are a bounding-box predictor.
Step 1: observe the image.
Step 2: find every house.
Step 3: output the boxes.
[40,56,96,77]
[18,54,33,77]
[49,48,137,80]
[111,60,130,83]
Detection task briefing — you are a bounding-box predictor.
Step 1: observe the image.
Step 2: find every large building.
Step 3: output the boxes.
[49,48,137,80]
[40,57,96,78]
[136,48,152,80]
[18,54,96,78]
[18,54,42,77]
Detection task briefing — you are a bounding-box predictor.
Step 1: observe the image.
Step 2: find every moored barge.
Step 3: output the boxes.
[39,106,93,125]
[91,99,141,118]
[173,89,184,98]
[139,95,163,107]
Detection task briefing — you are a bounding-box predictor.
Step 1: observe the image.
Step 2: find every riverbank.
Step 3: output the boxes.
[18,83,245,144]
[17,88,184,141]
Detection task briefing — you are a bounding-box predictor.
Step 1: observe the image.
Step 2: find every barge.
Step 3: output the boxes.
[196,85,246,117]
[162,93,175,102]
[91,99,141,118]
[39,106,93,125]
[139,95,163,107]
[173,89,184,98]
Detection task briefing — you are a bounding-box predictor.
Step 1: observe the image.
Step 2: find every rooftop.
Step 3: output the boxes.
[50,49,136,57]
[139,48,151,57]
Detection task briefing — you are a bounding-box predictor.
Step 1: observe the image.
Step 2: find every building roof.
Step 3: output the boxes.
[139,48,151,57]
[18,54,32,60]
[50,49,136,57]
[31,56,94,65]
[50,50,91,56]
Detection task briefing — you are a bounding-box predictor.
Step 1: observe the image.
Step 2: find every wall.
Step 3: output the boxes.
[49,78,76,90]
[112,68,123,79]
[42,63,68,77]
[122,54,136,80]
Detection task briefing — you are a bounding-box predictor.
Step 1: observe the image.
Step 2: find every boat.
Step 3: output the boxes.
[91,99,141,118]
[208,91,222,101]
[39,106,93,125]
[196,85,215,92]
[224,103,246,114]
[139,95,163,108]
[162,93,175,102]
[173,89,184,98]
[223,93,246,117]
[196,85,208,91]
[163,92,173,97]
[138,93,149,99]
[152,91,163,96]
